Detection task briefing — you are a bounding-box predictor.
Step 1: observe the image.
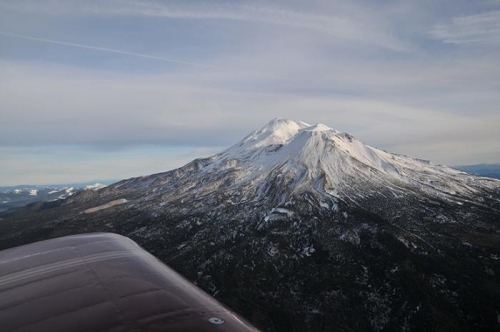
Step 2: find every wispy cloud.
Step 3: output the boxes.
[1,60,499,165]
[0,31,216,68]
[0,145,221,185]
[0,0,408,51]
[429,10,500,45]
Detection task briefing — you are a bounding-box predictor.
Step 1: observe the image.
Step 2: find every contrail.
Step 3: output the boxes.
[0,31,215,68]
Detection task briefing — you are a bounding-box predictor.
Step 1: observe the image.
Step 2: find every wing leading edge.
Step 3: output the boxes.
[0,233,260,332]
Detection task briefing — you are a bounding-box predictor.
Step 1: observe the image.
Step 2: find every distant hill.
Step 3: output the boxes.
[455,164,500,179]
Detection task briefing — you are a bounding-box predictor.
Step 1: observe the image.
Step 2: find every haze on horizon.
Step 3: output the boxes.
[1,0,499,186]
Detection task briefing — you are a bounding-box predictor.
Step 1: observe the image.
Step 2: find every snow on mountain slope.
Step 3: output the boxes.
[184,118,498,207]
[85,183,106,190]
[103,118,499,222]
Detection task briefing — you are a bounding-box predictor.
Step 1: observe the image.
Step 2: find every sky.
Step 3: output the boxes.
[1,0,499,185]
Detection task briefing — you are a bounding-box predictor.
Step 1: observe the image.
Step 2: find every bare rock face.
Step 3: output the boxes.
[1,118,500,332]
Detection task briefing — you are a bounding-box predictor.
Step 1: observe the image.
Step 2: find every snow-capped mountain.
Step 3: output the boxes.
[1,119,499,332]
[102,118,498,229]
[199,118,497,206]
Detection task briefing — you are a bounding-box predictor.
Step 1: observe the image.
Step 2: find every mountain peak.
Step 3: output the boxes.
[264,118,335,133]
[212,118,499,202]
[304,123,335,132]
[235,118,342,148]
[235,118,310,149]
[219,119,383,173]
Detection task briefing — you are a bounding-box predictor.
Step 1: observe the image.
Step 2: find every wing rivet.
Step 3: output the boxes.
[208,317,225,325]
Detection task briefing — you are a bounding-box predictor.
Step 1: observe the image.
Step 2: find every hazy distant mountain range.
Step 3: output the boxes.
[0,182,113,212]
[455,163,500,179]
[1,119,499,332]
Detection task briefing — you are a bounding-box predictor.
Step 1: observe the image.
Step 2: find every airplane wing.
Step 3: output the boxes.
[0,233,260,332]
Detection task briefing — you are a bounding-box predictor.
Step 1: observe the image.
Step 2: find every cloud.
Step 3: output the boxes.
[429,10,500,45]
[0,145,221,185]
[0,31,216,68]
[0,61,260,147]
[1,60,498,166]
[0,0,408,51]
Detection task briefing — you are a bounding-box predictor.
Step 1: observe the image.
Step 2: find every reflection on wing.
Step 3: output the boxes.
[0,233,260,332]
